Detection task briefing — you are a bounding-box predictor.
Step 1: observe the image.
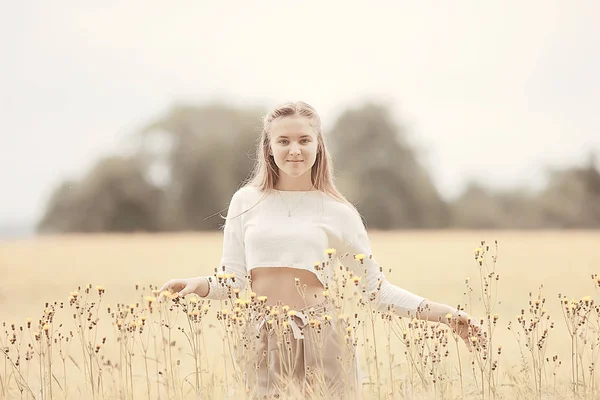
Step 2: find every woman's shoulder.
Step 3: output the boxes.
[321,194,363,224]
[230,184,268,207]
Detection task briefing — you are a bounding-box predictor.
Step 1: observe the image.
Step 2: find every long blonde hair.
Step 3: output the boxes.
[243,101,356,209]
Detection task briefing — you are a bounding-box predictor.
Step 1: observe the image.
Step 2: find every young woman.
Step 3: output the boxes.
[160,101,480,398]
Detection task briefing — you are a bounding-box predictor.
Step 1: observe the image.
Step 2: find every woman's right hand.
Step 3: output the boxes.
[158,277,208,298]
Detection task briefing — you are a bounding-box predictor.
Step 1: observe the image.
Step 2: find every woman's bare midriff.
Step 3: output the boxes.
[250,267,326,310]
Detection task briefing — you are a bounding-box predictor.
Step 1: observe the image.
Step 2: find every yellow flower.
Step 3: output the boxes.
[43,324,50,331]
[473,247,482,254]
[145,296,156,304]
[250,291,257,298]
[282,305,290,313]
[322,290,329,297]
[324,315,332,321]
[325,248,337,256]
[221,309,229,315]
[352,276,362,285]
[287,310,297,317]
[477,257,484,263]
[470,337,478,343]
[258,296,268,302]
[354,254,366,262]
[445,313,453,320]
[188,296,198,304]
[582,296,592,303]
[203,305,210,311]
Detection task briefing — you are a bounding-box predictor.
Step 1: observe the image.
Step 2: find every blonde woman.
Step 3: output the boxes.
[160,101,480,398]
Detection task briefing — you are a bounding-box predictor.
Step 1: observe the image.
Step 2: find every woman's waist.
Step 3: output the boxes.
[250,266,326,309]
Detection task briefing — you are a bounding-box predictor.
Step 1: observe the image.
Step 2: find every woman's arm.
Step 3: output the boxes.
[200,188,249,299]
[340,208,427,318]
[339,207,482,350]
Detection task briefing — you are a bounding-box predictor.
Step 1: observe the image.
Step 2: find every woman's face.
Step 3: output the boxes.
[269,116,319,179]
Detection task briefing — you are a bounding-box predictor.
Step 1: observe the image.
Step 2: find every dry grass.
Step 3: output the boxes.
[0,230,599,399]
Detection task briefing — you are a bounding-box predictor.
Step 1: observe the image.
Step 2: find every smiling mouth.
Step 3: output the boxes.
[287,160,303,162]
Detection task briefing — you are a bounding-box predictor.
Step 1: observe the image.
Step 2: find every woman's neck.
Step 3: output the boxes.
[274,174,315,191]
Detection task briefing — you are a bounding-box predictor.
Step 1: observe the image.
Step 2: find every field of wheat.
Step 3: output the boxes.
[0,231,598,399]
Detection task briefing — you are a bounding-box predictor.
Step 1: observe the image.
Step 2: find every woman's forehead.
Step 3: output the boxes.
[270,116,316,138]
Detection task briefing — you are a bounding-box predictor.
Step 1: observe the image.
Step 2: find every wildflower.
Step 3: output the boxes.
[322,290,329,297]
[283,321,290,328]
[188,296,198,304]
[160,290,172,299]
[282,305,290,313]
[309,319,321,328]
[354,254,366,262]
[250,291,257,298]
[473,247,483,255]
[582,296,592,304]
[323,315,332,322]
[258,296,268,302]
[445,313,453,320]
[203,305,210,311]
[43,324,50,332]
[145,296,156,304]
[478,257,484,263]
[347,327,353,333]
[221,309,229,315]
[96,285,105,295]
[325,248,336,258]
[287,310,297,317]
[470,337,478,343]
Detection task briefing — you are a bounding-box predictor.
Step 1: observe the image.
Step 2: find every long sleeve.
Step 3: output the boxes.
[340,208,426,318]
[203,189,249,300]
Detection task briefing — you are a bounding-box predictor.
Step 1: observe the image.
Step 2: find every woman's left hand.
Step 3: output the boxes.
[445,310,482,352]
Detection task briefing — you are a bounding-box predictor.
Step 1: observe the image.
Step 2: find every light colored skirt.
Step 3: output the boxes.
[246,300,362,399]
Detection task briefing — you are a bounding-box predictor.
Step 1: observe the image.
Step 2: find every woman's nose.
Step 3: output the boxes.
[289,146,301,155]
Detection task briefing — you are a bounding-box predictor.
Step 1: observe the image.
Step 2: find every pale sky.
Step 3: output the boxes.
[1,1,599,232]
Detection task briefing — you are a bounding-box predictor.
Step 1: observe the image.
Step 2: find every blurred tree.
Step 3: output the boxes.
[38,156,164,233]
[328,103,450,229]
[36,101,600,233]
[137,103,264,230]
[450,182,543,229]
[536,153,600,228]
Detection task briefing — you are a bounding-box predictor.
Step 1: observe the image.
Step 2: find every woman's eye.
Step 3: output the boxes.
[278,140,289,145]
[301,139,309,144]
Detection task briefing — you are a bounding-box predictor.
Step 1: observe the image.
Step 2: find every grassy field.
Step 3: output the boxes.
[0,231,598,399]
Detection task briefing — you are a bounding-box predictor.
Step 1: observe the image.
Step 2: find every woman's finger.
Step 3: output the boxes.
[179,284,193,298]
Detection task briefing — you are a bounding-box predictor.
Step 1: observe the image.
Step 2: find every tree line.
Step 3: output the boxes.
[37,102,600,233]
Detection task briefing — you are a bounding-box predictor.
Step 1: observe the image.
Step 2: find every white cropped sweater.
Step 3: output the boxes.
[203,185,426,317]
